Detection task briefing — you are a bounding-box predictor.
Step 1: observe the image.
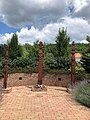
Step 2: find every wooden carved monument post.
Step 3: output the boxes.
[3,45,9,89]
[31,41,47,91]
[38,41,43,85]
[71,41,75,85]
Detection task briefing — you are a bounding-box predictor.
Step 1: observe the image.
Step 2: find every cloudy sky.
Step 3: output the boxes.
[0,0,90,44]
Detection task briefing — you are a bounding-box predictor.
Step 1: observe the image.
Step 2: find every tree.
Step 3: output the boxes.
[32,40,39,59]
[28,40,39,60]
[55,27,70,69]
[80,36,90,73]
[9,34,22,61]
[0,44,5,59]
[43,52,57,69]
[75,43,88,53]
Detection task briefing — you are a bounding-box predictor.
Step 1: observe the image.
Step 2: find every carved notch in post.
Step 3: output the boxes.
[3,45,9,89]
[71,41,75,85]
[38,41,43,85]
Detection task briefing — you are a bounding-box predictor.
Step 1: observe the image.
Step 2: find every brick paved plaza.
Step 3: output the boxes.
[0,86,90,120]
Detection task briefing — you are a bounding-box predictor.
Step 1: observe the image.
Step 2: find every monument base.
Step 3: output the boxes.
[1,87,12,94]
[31,84,47,92]
[66,83,75,94]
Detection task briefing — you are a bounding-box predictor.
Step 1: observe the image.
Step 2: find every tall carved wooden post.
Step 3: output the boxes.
[38,41,43,85]
[3,45,8,89]
[71,41,75,85]
[31,41,47,91]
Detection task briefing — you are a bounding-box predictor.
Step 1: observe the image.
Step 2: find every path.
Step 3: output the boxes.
[0,86,90,120]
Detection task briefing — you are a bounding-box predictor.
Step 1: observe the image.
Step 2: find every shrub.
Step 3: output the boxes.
[9,57,38,68]
[8,66,38,74]
[75,71,86,81]
[43,53,57,69]
[0,69,4,78]
[74,82,90,107]
[75,62,84,71]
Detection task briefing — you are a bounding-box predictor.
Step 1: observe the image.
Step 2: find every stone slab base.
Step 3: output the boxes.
[66,88,73,94]
[1,87,12,94]
[31,84,47,92]
[66,84,74,94]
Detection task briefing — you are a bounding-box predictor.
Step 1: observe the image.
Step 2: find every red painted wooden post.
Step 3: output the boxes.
[71,41,75,85]
[3,45,8,89]
[38,41,43,85]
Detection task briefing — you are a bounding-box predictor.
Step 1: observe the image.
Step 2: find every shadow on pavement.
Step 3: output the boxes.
[55,88,67,92]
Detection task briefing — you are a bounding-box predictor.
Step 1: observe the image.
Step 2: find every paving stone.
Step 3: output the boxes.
[0,86,90,120]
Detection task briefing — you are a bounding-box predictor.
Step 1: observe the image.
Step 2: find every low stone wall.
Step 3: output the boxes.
[0,73,71,87]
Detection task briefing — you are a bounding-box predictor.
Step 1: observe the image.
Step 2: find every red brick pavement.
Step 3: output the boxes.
[0,86,90,120]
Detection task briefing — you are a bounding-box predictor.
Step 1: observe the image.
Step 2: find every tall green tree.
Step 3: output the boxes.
[80,36,90,73]
[0,44,5,59]
[55,27,70,69]
[9,34,22,61]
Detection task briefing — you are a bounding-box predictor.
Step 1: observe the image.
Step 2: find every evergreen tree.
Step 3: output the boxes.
[0,44,5,59]
[80,36,90,73]
[9,34,22,61]
[55,27,70,69]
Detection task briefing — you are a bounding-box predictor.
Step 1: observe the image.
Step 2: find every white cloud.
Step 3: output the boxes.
[62,17,90,42]
[73,0,89,12]
[0,0,67,28]
[80,39,89,43]
[73,0,90,22]
[0,17,90,44]
[0,0,90,44]
[0,33,13,44]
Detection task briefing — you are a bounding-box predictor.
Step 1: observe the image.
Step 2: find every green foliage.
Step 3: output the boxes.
[8,66,38,74]
[75,43,88,53]
[55,28,70,69]
[0,69,4,78]
[0,57,5,78]
[74,82,90,107]
[43,69,70,74]
[31,40,39,58]
[69,43,88,55]
[43,43,57,57]
[21,46,29,58]
[0,58,5,68]
[9,57,38,68]
[0,32,89,75]
[80,36,90,73]
[75,71,86,81]
[56,27,70,57]
[85,73,90,80]
[28,40,39,60]
[75,63,85,81]
[43,53,57,69]
[81,53,90,73]
[56,57,71,70]
[8,34,22,61]
[86,35,90,43]
[0,44,5,58]
[75,63,84,71]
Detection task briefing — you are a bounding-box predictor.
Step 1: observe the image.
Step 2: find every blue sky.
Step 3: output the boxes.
[0,22,20,34]
[0,0,90,44]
